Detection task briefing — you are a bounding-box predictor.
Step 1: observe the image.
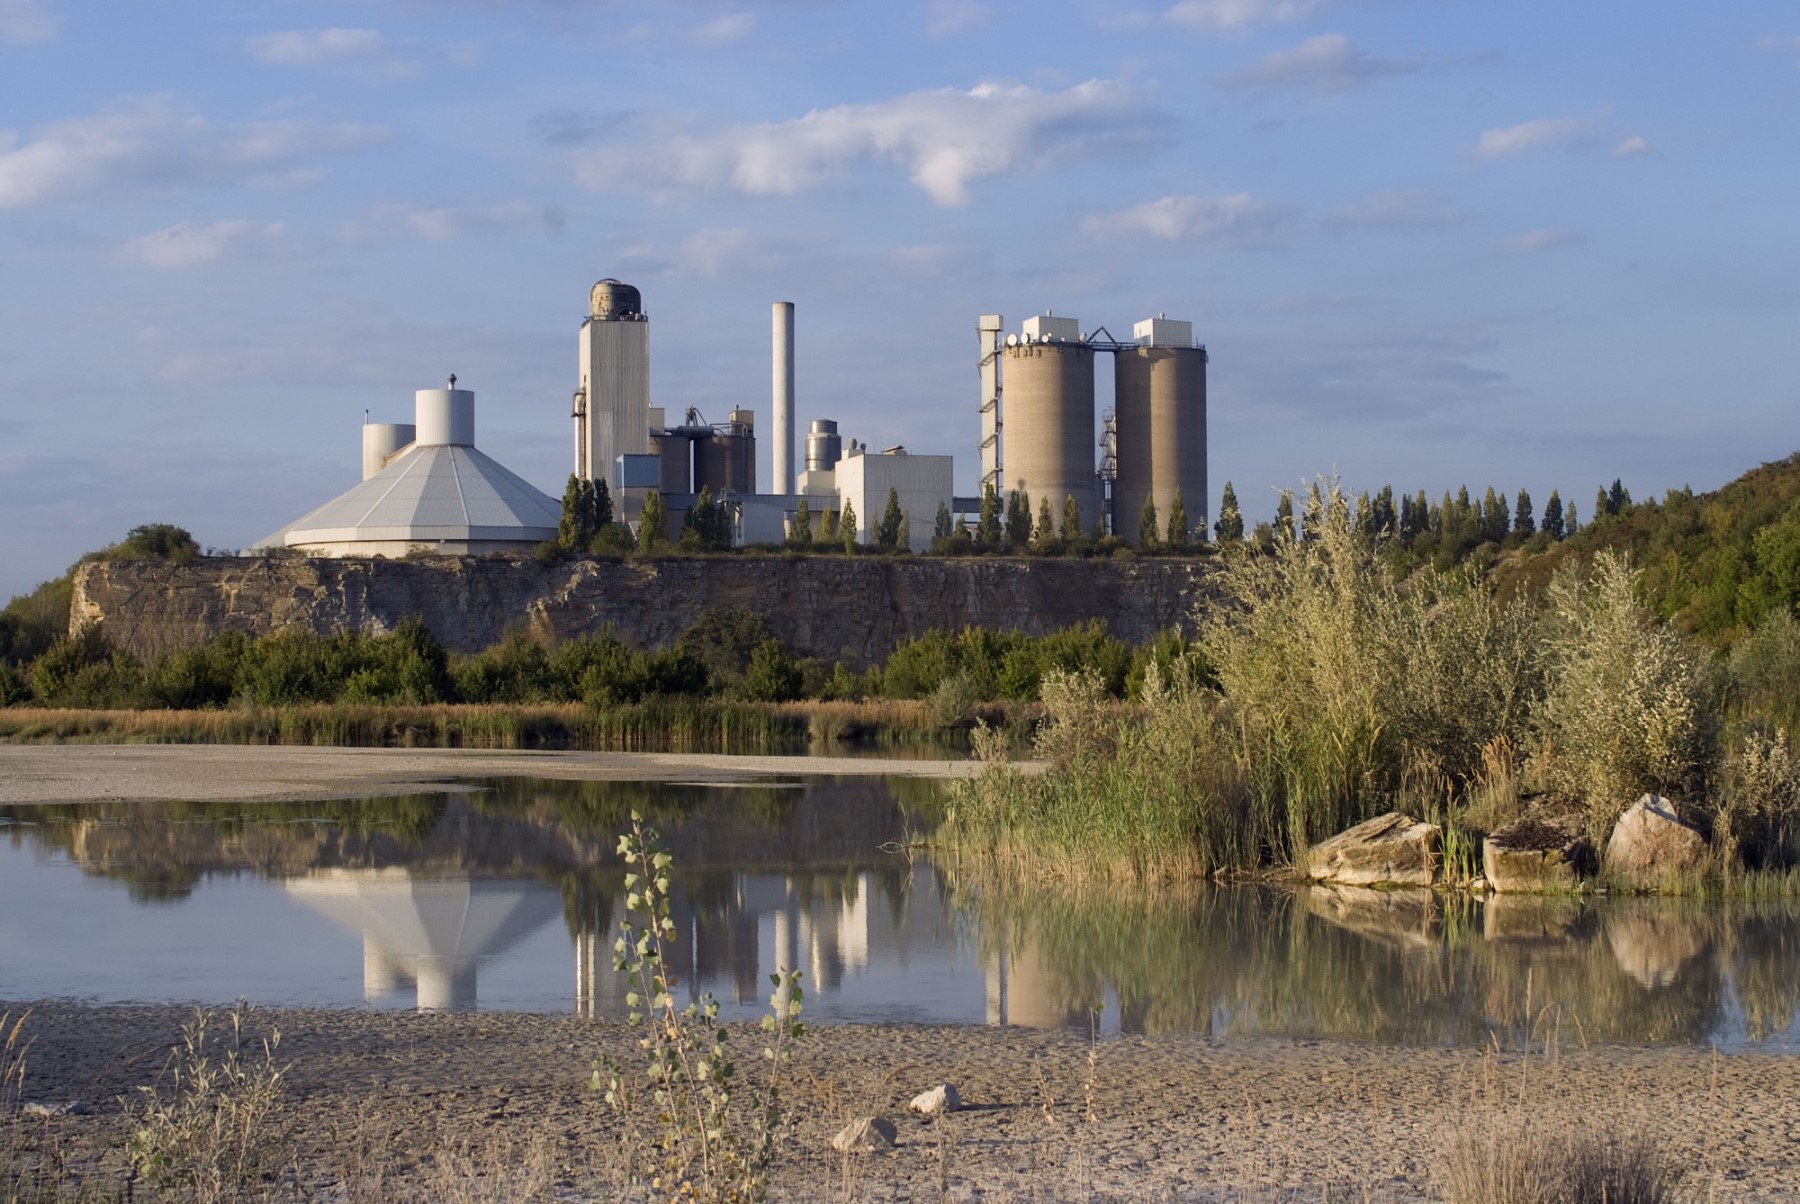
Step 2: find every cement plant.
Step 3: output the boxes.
[253,277,1209,557]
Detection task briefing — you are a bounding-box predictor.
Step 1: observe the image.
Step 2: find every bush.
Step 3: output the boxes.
[741,639,803,703]
[105,523,200,563]
[1534,551,1719,832]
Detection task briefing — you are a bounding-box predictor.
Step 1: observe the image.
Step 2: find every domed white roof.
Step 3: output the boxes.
[256,442,560,550]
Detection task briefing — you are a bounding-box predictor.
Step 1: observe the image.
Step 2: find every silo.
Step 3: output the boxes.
[695,410,757,495]
[650,430,694,495]
[1002,322,1097,532]
[1113,317,1206,543]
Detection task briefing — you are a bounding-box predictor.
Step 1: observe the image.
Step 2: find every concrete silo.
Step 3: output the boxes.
[1002,314,1097,532]
[1112,317,1207,543]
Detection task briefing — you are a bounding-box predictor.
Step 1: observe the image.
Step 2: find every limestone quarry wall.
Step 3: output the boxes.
[70,555,1211,666]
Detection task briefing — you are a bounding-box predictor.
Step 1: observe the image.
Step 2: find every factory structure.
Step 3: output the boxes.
[256,278,1207,556]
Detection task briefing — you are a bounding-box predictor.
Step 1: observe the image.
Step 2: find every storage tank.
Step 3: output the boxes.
[1002,333,1097,532]
[362,422,415,481]
[415,386,475,447]
[695,413,756,495]
[805,419,842,473]
[650,430,694,495]
[1113,318,1206,543]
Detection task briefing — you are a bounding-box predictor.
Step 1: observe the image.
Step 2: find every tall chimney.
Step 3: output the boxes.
[772,301,794,496]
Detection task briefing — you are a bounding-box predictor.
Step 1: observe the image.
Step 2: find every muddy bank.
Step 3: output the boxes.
[4,1001,1797,1200]
[0,745,982,806]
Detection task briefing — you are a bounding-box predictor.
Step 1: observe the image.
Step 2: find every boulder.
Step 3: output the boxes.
[1483,814,1592,893]
[830,1117,897,1153]
[1606,794,1707,883]
[1302,812,1441,888]
[908,1084,961,1115]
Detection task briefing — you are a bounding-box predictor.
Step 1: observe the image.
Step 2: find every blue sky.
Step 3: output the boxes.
[2,0,1797,599]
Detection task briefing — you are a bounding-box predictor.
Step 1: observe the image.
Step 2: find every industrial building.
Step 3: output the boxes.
[253,380,561,556]
[981,312,1208,540]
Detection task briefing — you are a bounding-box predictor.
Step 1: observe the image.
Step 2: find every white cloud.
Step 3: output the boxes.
[1083,192,1298,242]
[0,0,56,44]
[246,28,419,76]
[573,80,1152,208]
[1159,0,1329,34]
[673,227,751,276]
[688,13,753,46]
[927,0,992,38]
[121,219,284,268]
[0,96,388,209]
[1325,188,1464,233]
[1475,113,1594,158]
[339,200,539,243]
[1217,33,1419,92]
[1510,227,1583,253]
[1612,134,1653,158]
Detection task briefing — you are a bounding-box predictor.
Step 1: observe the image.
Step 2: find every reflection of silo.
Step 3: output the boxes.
[1003,340,1097,531]
[1113,334,1207,542]
[694,410,757,495]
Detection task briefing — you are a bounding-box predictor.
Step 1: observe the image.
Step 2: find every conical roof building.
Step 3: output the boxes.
[256,382,560,556]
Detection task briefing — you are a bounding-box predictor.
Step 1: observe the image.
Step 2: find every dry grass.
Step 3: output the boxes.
[1439,1111,1685,1204]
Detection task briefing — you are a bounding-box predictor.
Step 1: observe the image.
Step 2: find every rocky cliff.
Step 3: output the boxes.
[71,554,1211,664]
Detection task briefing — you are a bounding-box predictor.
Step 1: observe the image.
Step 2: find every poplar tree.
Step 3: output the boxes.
[1062,494,1081,540]
[1139,493,1159,549]
[933,501,953,541]
[1035,496,1057,552]
[841,500,858,554]
[1214,482,1244,542]
[1005,488,1033,549]
[1543,490,1565,540]
[1275,491,1295,541]
[593,476,613,530]
[1595,486,1611,523]
[876,487,904,549]
[791,498,812,547]
[1513,489,1535,539]
[1608,478,1630,515]
[1166,489,1190,548]
[976,485,1002,550]
[558,474,587,550]
[637,490,666,552]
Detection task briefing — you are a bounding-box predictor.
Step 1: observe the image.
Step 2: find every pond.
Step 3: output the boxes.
[2,776,1798,1049]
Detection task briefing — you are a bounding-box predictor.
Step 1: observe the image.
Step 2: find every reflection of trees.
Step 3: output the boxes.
[952,871,1800,1046]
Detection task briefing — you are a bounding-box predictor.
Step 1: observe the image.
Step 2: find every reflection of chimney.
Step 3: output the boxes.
[772,302,795,495]
[417,957,478,1011]
[363,933,399,1000]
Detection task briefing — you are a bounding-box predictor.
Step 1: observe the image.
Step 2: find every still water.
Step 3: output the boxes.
[3,776,1799,1049]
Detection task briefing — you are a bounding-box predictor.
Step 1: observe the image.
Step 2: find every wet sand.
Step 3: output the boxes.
[0,744,984,807]
[6,1001,1799,1201]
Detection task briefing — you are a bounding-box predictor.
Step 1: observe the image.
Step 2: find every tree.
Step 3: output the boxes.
[1274,491,1295,541]
[841,500,858,553]
[1513,489,1535,539]
[113,523,200,563]
[1542,490,1565,540]
[1061,494,1081,541]
[1372,486,1396,540]
[592,476,613,530]
[1481,486,1509,544]
[742,639,803,702]
[1166,488,1189,548]
[976,485,1002,550]
[1301,482,1325,542]
[790,498,812,548]
[876,487,904,549]
[558,475,590,550]
[933,501,953,541]
[1595,486,1611,523]
[822,509,839,542]
[1139,493,1159,549]
[1216,482,1245,543]
[637,490,666,552]
[897,513,911,551]
[1034,496,1057,552]
[683,485,731,550]
[1565,500,1579,535]
[1005,489,1033,549]
[1608,478,1631,516]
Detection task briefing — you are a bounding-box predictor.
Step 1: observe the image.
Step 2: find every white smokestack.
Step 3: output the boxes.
[772,301,794,496]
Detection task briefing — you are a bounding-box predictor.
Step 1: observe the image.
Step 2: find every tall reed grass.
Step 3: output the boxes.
[0,698,1008,754]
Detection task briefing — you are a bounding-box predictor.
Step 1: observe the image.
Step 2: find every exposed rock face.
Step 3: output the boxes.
[70,555,1210,664]
[1302,812,1440,888]
[1483,814,1593,894]
[1606,794,1707,883]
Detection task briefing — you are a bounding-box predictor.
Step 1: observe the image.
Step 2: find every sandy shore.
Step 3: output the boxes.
[0,744,982,806]
[5,1001,1798,1201]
